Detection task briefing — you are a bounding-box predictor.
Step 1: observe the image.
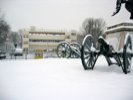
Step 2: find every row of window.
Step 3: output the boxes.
[29,34,65,36]
[23,41,28,44]
[29,32,65,35]
[24,33,76,38]
[23,35,28,38]
[29,39,64,43]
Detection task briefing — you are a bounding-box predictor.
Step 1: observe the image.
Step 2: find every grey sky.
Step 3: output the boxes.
[0,0,132,31]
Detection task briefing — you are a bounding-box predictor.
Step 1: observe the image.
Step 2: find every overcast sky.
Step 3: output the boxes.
[0,0,132,31]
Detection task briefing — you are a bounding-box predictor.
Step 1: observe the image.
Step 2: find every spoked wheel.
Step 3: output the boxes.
[57,42,71,58]
[70,43,81,58]
[123,34,132,74]
[81,35,98,70]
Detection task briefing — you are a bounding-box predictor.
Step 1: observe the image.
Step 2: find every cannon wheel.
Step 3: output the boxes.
[57,42,71,58]
[123,34,132,74]
[70,43,81,58]
[81,35,98,70]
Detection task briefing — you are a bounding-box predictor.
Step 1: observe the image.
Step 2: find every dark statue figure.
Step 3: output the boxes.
[112,0,133,19]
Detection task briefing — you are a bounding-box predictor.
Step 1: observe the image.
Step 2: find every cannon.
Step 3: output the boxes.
[56,42,81,58]
[81,34,133,74]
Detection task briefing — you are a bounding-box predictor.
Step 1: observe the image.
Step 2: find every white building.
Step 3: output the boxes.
[105,22,133,51]
[23,26,77,52]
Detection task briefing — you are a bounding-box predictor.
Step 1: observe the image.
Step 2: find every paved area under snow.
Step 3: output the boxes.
[0,56,133,100]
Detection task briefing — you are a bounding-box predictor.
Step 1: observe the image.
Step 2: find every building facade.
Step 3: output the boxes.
[105,23,133,51]
[23,27,77,52]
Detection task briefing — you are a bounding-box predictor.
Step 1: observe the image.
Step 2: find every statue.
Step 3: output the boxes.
[112,0,133,19]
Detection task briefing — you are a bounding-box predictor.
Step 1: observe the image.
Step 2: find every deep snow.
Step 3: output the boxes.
[0,56,133,100]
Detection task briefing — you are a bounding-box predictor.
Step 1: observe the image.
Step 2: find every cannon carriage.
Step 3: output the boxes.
[56,42,81,58]
[56,33,133,74]
[81,34,133,74]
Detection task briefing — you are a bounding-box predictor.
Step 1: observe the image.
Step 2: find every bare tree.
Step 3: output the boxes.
[18,30,24,48]
[77,33,84,45]
[8,32,21,47]
[0,11,10,43]
[82,18,106,46]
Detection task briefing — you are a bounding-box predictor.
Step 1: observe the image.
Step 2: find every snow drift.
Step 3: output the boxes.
[0,56,133,100]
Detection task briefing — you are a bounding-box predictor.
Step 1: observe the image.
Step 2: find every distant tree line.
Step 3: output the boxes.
[0,11,10,44]
[0,11,22,52]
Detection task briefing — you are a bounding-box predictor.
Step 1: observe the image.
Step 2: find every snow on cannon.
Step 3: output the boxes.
[56,42,81,58]
[81,34,133,74]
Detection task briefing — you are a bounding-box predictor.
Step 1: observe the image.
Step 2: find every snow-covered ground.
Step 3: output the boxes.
[0,56,133,100]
